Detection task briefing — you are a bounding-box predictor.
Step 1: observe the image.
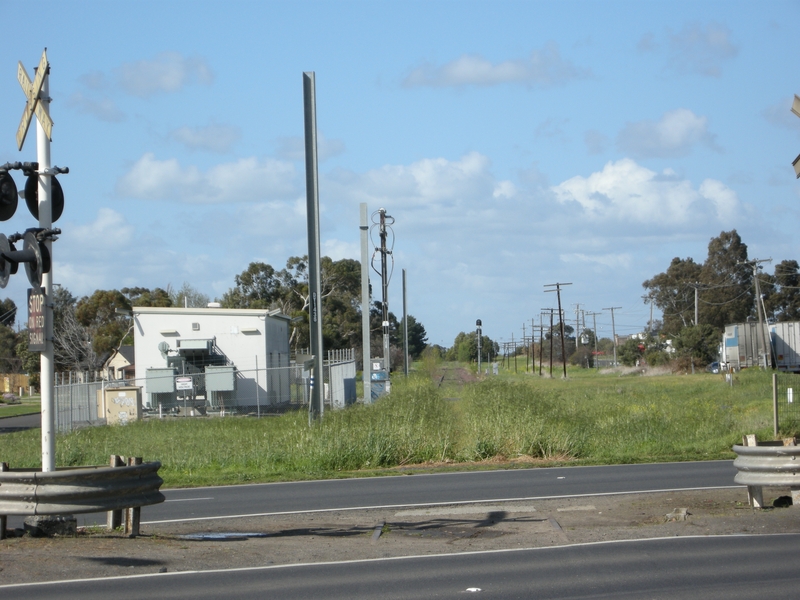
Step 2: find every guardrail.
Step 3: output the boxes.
[0,457,164,538]
[732,436,800,508]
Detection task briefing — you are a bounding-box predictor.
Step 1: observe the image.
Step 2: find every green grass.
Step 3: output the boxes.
[0,368,778,487]
[0,399,41,418]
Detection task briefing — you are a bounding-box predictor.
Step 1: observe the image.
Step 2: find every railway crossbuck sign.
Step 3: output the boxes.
[16,49,53,151]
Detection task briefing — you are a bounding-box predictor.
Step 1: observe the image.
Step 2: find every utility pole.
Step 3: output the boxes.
[538,313,544,376]
[542,308,554,377]
[587,311,601,370]
[522,322,527,372]
[573,303,582,349]
[370,208,395,381]
[476,319,482,375]
[545,283,572,378]
[741,258,773,369]
[603,307,622,367]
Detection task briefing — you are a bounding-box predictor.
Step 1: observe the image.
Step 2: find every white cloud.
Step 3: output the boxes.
[403,43,589,88]
[115,153,298,203]
[551,158,741,225]
[493,181,516,199]
[332,152,496,210]
[560,252,633,269]
[67,92,126,123]
[617,108,720,158]
[169,123,242,153]
[275,133,346,162]
[116,52,213,97]
[668,23,738,77]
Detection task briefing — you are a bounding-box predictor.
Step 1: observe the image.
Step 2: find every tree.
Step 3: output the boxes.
[223,256,368,353]
[643,230,757,337]
[220,262,282,309]
[169,282,211,309]
[698,230,752,330]
[446,331,499,363]
[0,298,17,327]
[0,325,20,372]
[762,260,800,322]
[618,337,645,367]
[403,315,428,360]
[122,287,172,307]
[15,334,39,390]
[674,324,719,365]
[74,290,133,359]
[643,257,702,335]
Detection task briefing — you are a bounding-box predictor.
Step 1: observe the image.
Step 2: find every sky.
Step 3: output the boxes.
[0,0,799,350]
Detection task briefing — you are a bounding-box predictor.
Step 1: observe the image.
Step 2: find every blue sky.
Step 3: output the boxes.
[1,0,799,349]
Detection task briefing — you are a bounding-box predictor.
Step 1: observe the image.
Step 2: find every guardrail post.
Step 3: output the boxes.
[124,456,142,537]
[106,455,124,531]
[0,462,7,540]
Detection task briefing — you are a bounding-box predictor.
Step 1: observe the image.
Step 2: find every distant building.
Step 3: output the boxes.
[104,345,135,380]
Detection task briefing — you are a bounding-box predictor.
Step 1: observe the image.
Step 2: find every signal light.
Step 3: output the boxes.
[24,174,64,222]
[0,230,54,289]
[0,172,18,221]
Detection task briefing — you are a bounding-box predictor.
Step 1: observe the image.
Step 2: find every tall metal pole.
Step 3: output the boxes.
[360,203,371,403]
[379,209,390,374]
[303,72,324,422]
[38,66,55,472]
[402,269,408,376]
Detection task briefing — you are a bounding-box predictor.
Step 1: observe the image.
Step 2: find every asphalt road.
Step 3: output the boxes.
[4,533,799,599]
[0,412,40,434]
[143,460,738,524]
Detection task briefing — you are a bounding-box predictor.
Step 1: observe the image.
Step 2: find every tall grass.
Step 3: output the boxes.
[0,369,777,487]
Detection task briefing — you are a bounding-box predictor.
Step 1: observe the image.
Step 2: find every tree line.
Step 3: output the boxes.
[4,256,429,387]
[632,229,799,367]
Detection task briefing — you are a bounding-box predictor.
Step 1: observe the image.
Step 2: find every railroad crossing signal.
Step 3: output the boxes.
[16,49,53,151]
[792,95,800,178]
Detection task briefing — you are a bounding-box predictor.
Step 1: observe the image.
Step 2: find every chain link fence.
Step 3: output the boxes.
[773,372,800,435]
[52,350,358,432]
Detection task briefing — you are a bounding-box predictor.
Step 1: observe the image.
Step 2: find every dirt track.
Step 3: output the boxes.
[2,486,800,586]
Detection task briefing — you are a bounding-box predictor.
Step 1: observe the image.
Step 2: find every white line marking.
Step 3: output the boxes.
[164,497,214,503]
[0,532,795,590]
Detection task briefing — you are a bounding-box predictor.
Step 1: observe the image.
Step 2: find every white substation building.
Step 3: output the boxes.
[132,306,294,414]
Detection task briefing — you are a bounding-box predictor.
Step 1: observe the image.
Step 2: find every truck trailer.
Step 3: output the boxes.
[722,321,800,373]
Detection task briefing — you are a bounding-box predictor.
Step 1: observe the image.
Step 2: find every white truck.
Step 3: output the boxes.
[722,321,800,372]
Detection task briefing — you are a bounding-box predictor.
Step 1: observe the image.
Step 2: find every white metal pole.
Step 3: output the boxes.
[37,69,55,472]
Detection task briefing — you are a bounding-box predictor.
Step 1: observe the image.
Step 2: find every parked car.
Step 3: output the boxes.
[706,361,720,374]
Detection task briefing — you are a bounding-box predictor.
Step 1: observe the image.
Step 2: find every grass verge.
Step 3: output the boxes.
[0,368,778,487]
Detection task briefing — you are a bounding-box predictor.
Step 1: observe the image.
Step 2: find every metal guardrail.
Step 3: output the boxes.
[0,460,164,516]
[732,442,800,508]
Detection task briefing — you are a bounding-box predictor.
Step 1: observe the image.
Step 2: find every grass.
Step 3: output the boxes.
[0,398,41,418]
[0,366,779,488]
